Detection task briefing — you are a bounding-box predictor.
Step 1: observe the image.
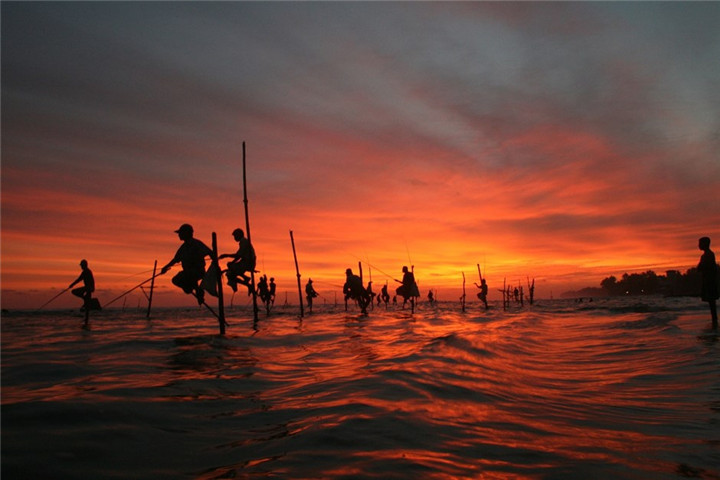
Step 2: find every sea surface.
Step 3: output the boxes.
[2,297,719,479]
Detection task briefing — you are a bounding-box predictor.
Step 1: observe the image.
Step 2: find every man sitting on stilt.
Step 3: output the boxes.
[161,224,214,305]
[219,228,256,294]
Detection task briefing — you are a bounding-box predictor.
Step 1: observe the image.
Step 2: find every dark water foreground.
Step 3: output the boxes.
[2,298,719,479]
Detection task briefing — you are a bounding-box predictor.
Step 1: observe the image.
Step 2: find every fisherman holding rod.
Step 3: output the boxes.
[474,265,489,310]
[394,265,419,308]
[160,224,214,305]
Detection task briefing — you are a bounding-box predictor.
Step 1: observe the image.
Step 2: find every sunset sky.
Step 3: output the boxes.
[2,2,719,309]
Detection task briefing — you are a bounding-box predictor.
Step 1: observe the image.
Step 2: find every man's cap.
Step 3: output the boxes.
[232,228,244,237]
[175,224,193,234]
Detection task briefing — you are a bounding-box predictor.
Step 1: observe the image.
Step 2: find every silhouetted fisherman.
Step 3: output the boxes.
[343,268,370,314]
[257,275,271,305]
[475,278,489,309]
[366,281,376,309]
[269,277,277,306]
[395,266,419,308]
[69,259,97,325]
[219,228,256,294]
[305,278,318,312]
[161,224,213,305]
[698,236,719,329]
[381,283,390,307]
[427,290,435,304]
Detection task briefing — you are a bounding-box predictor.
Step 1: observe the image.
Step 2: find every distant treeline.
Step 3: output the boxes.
[564,268,706,298]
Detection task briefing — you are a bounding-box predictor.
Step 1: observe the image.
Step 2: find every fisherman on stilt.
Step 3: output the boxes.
[305,278,319,313]
[380,283,390,308]
[161,224,214,305]
[219,228,256,295]
[474,278,489,309]
[343,268,371,314]
[395,266,419,308]
[69,259,98,326]
[257,274,272,314]
[269,277,277,307]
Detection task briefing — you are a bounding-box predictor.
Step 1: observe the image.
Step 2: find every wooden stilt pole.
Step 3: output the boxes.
[212,232,226,334]
[290,230,304,318]
[146,260,157,319]
[242,141,259,324]
[368,265,374,311]
[462,272,466,313]
[410,265,415,314]
[503,277,507,311]
[358,261,368,314]
[84,298,90,327]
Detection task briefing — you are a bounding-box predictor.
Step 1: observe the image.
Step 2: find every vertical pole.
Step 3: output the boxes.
[242,141,259,323]
[212,232,226,335]
[146,260,157,319]
[368,265,374,311]
[462,272,466,313]
[503,277,507,311]
[290,230,304,318]
[358,261,367,313]
[410,265,415,314]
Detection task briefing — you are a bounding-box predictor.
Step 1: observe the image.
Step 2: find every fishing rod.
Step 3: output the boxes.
[405,241,413,266]
[116,268,155,282]
[345,252,398,282]
[35,287,72,312]
[103,272,164,309]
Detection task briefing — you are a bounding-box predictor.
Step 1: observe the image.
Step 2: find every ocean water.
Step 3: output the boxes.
[2,297,719,479]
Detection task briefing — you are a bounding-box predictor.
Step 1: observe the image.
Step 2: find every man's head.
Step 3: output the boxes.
[232,228,245,241]
[175,224,194,241]
[699,236,711,251]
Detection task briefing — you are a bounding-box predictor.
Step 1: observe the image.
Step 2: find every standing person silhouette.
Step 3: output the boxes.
[698,236,719,329]
[219,228,256,294]
[161,224,213,305]
[70,259,96,325]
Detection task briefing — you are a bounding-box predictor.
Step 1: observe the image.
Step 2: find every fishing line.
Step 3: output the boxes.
[344,252,397,281]
[115,268,155,282]
[35,287,71,312]
[103,272,164,308]
[404,240,413,266]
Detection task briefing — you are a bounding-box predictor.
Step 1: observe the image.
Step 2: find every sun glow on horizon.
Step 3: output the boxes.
[2,2,718,309]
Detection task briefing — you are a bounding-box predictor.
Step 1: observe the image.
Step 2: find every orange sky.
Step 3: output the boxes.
[2,2,719,309]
